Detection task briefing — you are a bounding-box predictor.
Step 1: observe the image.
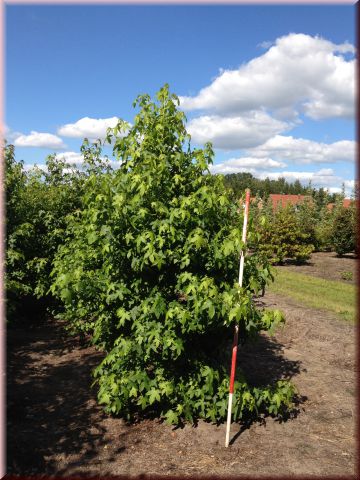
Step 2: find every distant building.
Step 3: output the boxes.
[250,194,355,212]
[269,194,313,210]
[251,194,313,211]
[326,199,353,211]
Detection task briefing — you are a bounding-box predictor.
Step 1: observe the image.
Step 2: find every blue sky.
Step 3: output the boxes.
[6,4,355,194]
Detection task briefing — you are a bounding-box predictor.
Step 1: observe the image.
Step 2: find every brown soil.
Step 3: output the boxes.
[7,253,357,477]
[281,251,357,284]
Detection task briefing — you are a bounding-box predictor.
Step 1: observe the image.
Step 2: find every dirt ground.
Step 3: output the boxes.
[281,251,357,284]
[7,252,357,477]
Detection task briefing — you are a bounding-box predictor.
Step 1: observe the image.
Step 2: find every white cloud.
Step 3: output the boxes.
[13,131,66,149]
[258,40,273,49]
[180,33,355,120]
[247,135,355,164]
[328,187,342,194]
[210,157,286,174]
[56,151,84,165]
[4,126,24,142]
[345,179,355,189]
[188,112,289,149]
[58,116,122,139]
[23,163,47,172]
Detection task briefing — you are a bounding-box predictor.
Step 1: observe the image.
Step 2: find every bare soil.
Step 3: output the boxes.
[282,251,357,284]
[7,253,357,477]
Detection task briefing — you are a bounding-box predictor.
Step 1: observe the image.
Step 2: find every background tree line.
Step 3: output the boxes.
[5,141,357,324]
[222,171,340,207]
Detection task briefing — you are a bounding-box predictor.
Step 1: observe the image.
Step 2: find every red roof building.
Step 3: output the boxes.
[250,194,355,211]
[327,199,353,211]
[250,194,312,210]
[269,194,312,210]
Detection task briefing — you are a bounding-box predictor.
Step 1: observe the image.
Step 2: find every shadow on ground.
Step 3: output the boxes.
[7,313,305,476]
[7,317,112,475]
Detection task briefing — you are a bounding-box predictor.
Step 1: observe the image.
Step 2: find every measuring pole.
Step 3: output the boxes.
[225,188,251,448]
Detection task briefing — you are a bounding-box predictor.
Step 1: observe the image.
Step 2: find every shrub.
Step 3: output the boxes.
[340,271,353,281]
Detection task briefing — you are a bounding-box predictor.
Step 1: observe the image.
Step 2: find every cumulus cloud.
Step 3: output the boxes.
[180,33,355,120]
[210,157,286,174]
[247,135,355,164]
[58,116,123,139]
[188,112,289,149]
[14,131,66,149]
[56,151,85,165]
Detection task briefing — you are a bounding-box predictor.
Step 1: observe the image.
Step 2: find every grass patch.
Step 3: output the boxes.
[269,268,356,322]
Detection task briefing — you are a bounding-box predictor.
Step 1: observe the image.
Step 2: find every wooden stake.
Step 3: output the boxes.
[225,188,251,448]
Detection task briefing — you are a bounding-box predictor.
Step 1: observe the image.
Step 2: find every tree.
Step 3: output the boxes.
[296,198,318,250]
[51,85,295,425]
[5,145,87,323]
[331,203,356,256]
[5,143,29,320]
[256,203,314,264]
[314,206,334,252]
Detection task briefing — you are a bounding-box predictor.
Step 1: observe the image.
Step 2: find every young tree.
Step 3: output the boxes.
[51,85,295,425]
[331,203,356,256]
[256,203,314,264]
[314,206,334,252]
[5,145,87,322]
[5,143,30,320]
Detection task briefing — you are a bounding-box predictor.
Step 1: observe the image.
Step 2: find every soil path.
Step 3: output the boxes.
[7,266,357,476]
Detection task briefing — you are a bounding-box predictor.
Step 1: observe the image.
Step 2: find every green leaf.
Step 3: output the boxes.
[129,386,138,397]
[147,388,161,405]
[164,409,179,425]
[87,231,97,244]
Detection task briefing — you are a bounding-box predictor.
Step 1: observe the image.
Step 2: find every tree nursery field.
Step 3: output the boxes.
[7,251,356,477]
[6,86,357,477]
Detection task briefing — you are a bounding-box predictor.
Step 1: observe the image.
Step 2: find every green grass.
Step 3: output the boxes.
[268,268,356,323]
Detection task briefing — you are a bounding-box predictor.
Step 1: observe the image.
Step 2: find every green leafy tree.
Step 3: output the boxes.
[296,199,318,250]
[314,206,334,252]
[256,202,314,264]
[222,173,308,199]
[51,85,296,425]
[331,202,356,256]
[5,145,88,322]
[5,143,30,319]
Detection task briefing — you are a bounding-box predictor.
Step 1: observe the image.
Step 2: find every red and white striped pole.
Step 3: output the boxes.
[225,188,251,448]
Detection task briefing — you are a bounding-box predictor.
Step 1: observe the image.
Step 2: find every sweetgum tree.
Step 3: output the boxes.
[51,85,295,425]
[5,145,87,323]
